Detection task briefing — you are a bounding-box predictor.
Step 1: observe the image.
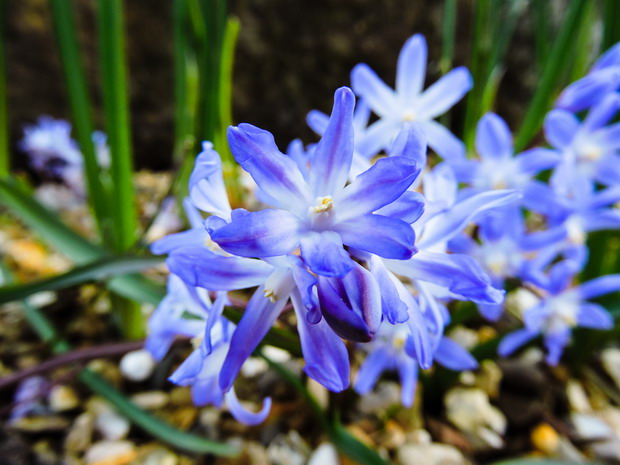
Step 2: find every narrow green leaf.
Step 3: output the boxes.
[514,0,588,151]
[0,256,163,305]
[96,0,137,252]
[439,0,457,127]
[1,263,237,457]
[532,0,552,72]
[602,0,620,52]
[48,0,112,242]
[173,0,193,165]
[0,1,8,177]
[492,460,605,465]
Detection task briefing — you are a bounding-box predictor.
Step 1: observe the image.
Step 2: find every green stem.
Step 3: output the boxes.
[96,0,137,252]
[439,0,457,127]
[48,0,112,244]
[602,0,620,52]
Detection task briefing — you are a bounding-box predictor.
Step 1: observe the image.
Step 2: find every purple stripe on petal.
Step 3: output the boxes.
[335,156,420,222]
[211,208,302,258]
[309,87,355,197]
[219,286,288,391]
[228,124,311,214]
[336,214,416,260]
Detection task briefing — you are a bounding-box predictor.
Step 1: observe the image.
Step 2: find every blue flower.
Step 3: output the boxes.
[449,113,559,193]
[350,34,472,160]
[210,87,421,278]
[555,43,620,112]
[499,271,620,365]
[545,93,620,189]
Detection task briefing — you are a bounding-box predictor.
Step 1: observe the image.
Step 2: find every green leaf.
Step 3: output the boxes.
[48,0,112,243]
[603,0,620,52]
[0,255,163,305]
[96,0,137,252]
[491,460,605,465]
[514,0,588,151]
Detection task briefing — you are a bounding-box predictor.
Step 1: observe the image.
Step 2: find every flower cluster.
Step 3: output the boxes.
[148,34,620,423]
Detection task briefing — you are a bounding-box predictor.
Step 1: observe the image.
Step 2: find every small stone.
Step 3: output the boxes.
[601,348,620,389]
[169,406,198,430]
[591,439,620,462]
[119,349,155,382]
[33,440,58,465]
[478,360,502,398]
[445,387,506,450]
[566,380,592,413]
[48,385,79,412]
[96,410,131,441]
[262,345,291,363]
[396,442,466,465]
[447,327,478,350]
[85,440,137,465]
[530,423,559,454]
[266,431,311,465]
[65,412,95,453]
[572,413,613,440]
[169,387,192,406]
[135,447,178,465]
[308,443,339,465]
[241,357,269,377]
[10,416,70,433]
[407,429,431,445]
[130,391,169,410]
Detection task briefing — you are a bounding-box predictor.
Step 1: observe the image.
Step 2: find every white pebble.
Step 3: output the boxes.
[119,349,155,382]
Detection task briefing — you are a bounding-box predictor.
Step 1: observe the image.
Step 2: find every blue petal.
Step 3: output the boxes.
[544,328,571,366]
[306,109,329,135]
[577,303,613,329]
[202,292,228,354]
[354,346,393,394]
[396,355,419,407]
[544,110,579,148]
[582,92,620,131]
[417,120,466,160]
[167,247,274,290]
[335,156,420,222]
[219,286,288,391]
[291,290,350,392]
[356,118,400,159]
[396,34,427,103]
[497,328,538,357]
[387,251,504,305]
[418,189,521,248]
[287,255,318,309]
[478,302,504,322]
[555,68,620,112]
[351,64,399,117]
[577,274,620,299]
[515,148,561,175]
[335,214,417,260]
[151,228,207,255]
[188,142,231,218]
[375,191,425,224]
[227,124,311,214]
[434,337,478,371]
[475,113,513,160]
[417,67,473,120]
[592,43,620,70]
[309,87,355,197]
[388,122,428,168]
[225,388,272,426]
[211,208,302,257]
[299,231,355,278]
[169,348,204,385]
[368,256,408,324]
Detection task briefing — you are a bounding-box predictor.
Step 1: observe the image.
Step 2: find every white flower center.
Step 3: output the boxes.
[310,196,334,214]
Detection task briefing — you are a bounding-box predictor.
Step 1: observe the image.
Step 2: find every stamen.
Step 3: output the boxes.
[264,289,277,303]
[310,196,334,214]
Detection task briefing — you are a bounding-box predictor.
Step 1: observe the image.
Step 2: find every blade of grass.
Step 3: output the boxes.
[602,0,620,52]
[439,0,457,127]
[0,0,8,177]
[569,0,597,82]
[0,263,238,457]
[48,0,112,243]
[0,255,163,305]
[262,353,390,465]
[96,0,137,252]
[532,0,552,72]
[514,0,588,151]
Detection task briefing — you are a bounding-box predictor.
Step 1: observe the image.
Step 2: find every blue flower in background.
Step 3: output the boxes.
[351,34,472,160]
[499,270,620,365]
[449,113,559,194]
[210,87,421,278]
[556,43,620,112]
[545,93,620,189]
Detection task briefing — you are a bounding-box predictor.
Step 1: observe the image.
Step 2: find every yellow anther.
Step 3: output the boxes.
[264,289,277,303]
[310,196,334,214]
[403,111,416,122]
